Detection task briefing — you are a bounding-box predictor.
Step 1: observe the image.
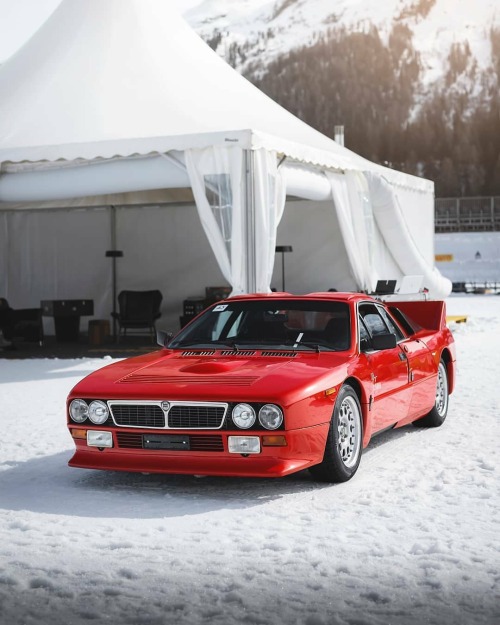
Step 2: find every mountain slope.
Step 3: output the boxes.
[186,0,500,196]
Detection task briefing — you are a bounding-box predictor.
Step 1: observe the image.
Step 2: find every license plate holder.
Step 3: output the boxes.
[143,434,190,450]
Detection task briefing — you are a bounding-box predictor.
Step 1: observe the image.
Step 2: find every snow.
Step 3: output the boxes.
[436,232,500,283]
[0,295,499,625]
[187,0,500,102]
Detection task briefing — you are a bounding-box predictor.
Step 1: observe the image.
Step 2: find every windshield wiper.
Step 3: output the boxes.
[295,341,322,353]
[222,339,243,352]
[174,340,244,350]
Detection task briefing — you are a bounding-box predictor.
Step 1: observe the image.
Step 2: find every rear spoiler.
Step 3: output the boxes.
[389,300,446,332]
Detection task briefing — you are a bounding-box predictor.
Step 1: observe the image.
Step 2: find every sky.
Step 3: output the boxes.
[0,0,203,62]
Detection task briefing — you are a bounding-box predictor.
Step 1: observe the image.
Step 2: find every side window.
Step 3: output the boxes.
[358,316,371,352]
[362,311,388,337]
[358,303,394,350]
[377,306,405,342]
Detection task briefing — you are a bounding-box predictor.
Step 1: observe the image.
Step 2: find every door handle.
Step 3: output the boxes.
[399,352,407,361]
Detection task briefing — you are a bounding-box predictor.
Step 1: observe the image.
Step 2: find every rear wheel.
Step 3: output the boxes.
[414,359,449,427]
[310,384,363,483]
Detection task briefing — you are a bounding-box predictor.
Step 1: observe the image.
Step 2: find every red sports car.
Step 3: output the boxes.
[67,292,456,482]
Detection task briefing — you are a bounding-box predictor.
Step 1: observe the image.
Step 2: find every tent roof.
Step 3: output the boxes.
[0,0,432,192]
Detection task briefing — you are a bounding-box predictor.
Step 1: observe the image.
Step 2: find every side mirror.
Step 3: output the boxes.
[371,332,397,350]
[156,329,173,348]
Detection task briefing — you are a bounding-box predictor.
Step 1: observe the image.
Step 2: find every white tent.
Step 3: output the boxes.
[0,0,451,331]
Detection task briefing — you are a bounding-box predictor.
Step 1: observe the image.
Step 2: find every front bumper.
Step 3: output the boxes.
[68,425,328,478]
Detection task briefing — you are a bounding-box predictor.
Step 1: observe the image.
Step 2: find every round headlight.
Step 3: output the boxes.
[69,399,89,423]
[88,400,110,425]
[259,404,283,430]
[232,403,256,429]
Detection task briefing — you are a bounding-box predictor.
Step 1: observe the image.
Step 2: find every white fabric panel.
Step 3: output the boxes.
[0,188,194,211]
[393,185,435,263]
[364,172,451,298]
[0,154,190,203]
[0,207,111,334]
[273,200,356,293]
[185,146,286,294]
[115,204,225,330]
[253,149,287,292]
[185,146,244,293]
[327,171,377,293]
[0,202,228,333]
[281,162,331,201]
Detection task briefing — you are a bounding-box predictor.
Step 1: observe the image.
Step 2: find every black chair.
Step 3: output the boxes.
[111,290,163,343]
[0,298,44,346]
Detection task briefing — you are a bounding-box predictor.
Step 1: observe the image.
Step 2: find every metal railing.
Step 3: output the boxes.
[435,196,500,232]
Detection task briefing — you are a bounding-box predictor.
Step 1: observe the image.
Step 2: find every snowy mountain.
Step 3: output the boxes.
[185,0,500,197]
[186,0,499,101]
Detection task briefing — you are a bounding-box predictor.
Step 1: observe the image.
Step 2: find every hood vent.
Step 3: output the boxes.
[119,373,258,386]
[261,351,297,358]
[220,350,256,357]
[182,350,216,357]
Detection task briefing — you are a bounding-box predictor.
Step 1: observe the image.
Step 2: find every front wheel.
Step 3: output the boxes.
[310,384,363,483]
[414,359,449,428]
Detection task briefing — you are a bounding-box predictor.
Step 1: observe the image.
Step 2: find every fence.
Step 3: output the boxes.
[435,196,500,232]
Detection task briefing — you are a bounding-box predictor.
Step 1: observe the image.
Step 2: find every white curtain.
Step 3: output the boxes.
[185,146,286,294]
[327,171,378,293]
[253,148,287,291]
[364,171,452,298]
[185,145,244,292]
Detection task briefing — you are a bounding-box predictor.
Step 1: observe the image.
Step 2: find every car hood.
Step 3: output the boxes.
[70,348,352,405]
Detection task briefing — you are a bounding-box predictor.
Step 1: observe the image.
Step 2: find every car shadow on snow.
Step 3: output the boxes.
[0,450,329,519]
[0,426,416,520]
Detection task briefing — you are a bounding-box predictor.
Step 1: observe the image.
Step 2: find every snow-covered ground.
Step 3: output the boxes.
[0,295,498,625]
[435,232,500,284]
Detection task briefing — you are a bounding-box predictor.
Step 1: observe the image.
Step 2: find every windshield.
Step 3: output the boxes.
[170,300,351,351]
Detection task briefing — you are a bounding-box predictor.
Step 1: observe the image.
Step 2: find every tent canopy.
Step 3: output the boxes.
[0,0,450,322]
[0,0,429,193]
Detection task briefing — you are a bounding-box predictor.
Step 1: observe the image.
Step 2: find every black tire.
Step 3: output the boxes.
[413,359,449,428]
[310,384,363,483]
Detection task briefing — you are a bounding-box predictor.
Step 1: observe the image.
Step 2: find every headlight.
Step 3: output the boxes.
[88,400,110,425]
[259,404,283,430]
[232,403,256,429]
[69,399,89,423]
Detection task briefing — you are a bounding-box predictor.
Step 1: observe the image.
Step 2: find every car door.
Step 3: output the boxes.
[399,337,437,421]
[358,303,411,432]
[385,304,439,422]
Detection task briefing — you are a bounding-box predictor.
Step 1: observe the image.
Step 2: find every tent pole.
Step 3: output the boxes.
[243,150,256,294]
[110,206,118,340]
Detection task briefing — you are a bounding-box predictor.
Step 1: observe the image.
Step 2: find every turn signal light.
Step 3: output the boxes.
[262,435,287,447]
[70,429,87,440]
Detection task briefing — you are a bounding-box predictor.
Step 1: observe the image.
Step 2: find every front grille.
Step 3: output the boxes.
[190,435,224,451]
[115,432,224,452]
[110,404,165,428]
[115,432,144,448]
[168,405,226,429]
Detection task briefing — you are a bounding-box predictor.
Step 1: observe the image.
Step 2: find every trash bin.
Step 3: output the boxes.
[88,320,110,346]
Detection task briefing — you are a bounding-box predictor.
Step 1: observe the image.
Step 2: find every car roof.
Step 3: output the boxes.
[224,292,376,304]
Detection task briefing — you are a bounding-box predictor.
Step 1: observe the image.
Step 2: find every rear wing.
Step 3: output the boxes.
[389,300,447,332]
